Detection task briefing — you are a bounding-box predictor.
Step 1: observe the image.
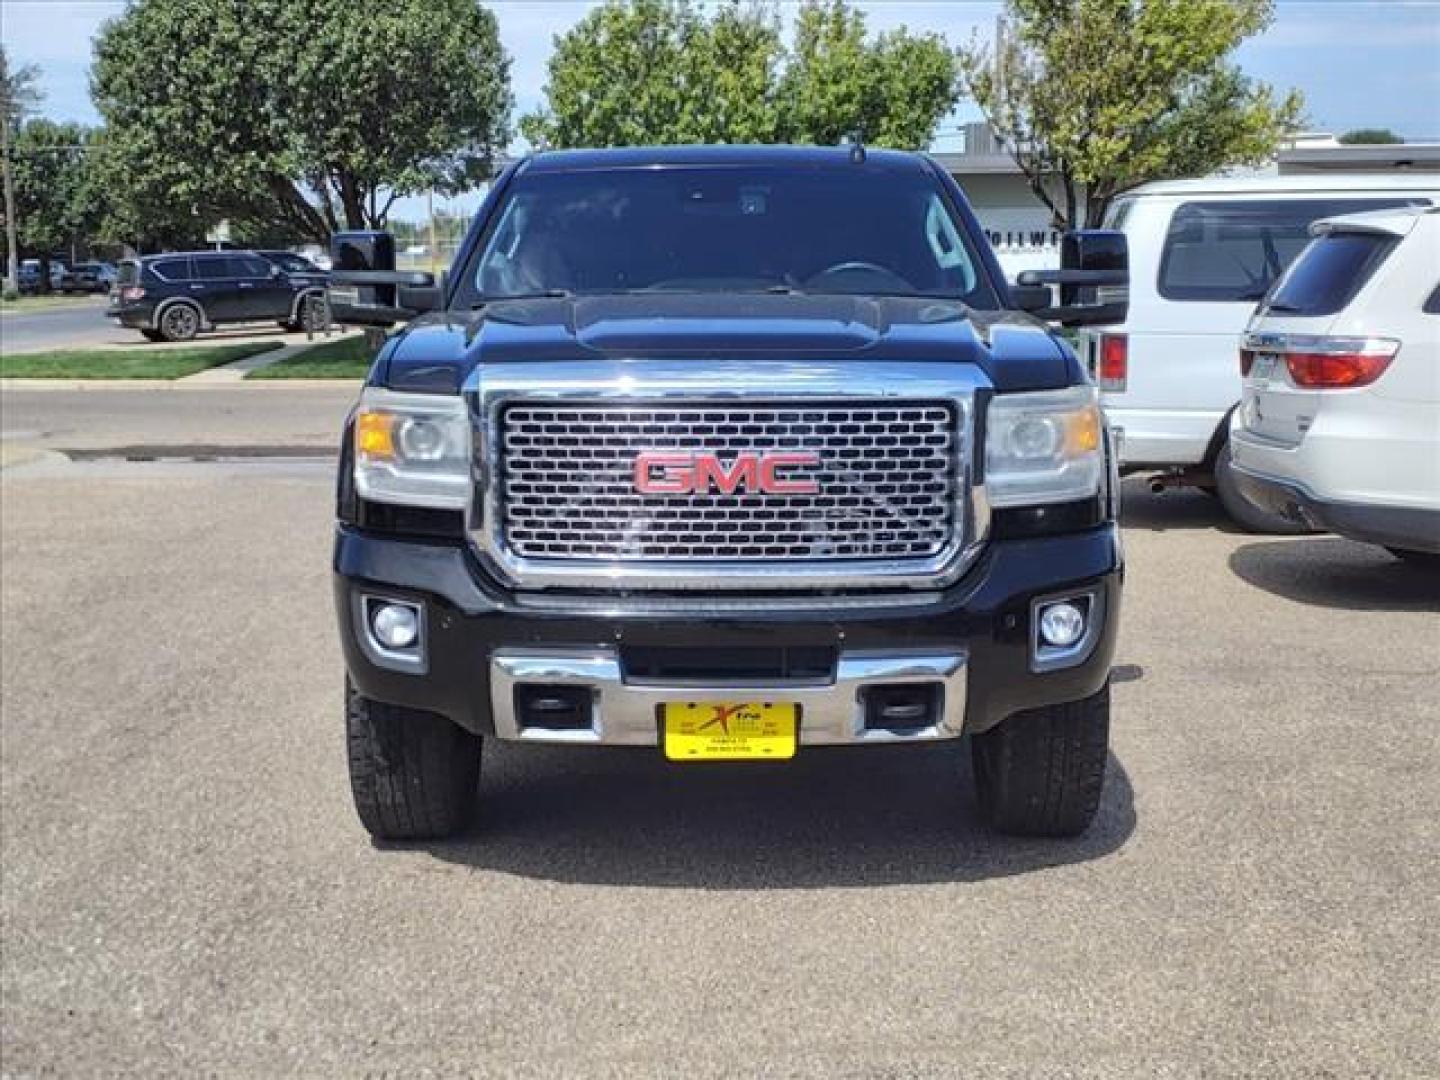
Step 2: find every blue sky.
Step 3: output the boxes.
[3,0,1438,218]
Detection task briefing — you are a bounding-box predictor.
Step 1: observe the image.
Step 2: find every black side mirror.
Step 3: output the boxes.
[327,270,438,327]
[325,230,439,326]
[397,284,442,314]
[1015,229,1129,328]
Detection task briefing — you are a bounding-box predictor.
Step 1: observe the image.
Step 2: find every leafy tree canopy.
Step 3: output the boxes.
[960,0,1304,228]
[9,120,107,262]
[2,44,45,285]
[1,46,42,127]
[92,0,512,245]
[521,0,960,151]
[1339,128,1403,145]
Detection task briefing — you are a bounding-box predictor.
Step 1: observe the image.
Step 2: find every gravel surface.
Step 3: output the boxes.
[1,389,1437,1076]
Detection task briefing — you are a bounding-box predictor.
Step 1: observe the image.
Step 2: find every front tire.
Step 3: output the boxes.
[971,684,1110,837]
[158,303,201,342]
[1215,440,1312,535]
[345,681,481,840]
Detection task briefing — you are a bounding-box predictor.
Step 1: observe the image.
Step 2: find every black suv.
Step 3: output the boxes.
[108,251,327,342]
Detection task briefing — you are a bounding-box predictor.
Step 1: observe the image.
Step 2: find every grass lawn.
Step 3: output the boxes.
[0,341,283,380]
[0,293,106,314]
[247,334,372,379]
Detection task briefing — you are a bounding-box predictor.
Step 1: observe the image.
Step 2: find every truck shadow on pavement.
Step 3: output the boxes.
[1229,537,1440,613]
[413,744,1135,889]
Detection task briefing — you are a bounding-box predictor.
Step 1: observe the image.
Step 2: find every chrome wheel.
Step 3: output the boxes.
[161,305,199,342]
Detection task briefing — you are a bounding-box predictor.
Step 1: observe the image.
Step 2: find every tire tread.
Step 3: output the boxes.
[345,682,480,840]
[972,684,1109,837]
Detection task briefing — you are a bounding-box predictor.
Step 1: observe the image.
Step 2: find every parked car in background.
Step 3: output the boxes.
[1230,205,1440,567]
[16,259,67,294]
[108,251,328,341]
[58,262,118,293]
[1077,173,1439,531]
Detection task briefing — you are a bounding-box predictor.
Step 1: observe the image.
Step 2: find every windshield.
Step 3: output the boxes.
[460,165,999,308]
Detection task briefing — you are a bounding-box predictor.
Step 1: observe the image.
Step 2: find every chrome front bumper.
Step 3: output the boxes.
[489,648,968,746]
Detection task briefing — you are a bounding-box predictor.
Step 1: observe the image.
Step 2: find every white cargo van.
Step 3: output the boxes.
[1078,174,1439,530]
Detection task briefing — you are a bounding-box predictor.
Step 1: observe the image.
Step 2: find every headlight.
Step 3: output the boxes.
[353,388,471,509]
[985,386,1103,508]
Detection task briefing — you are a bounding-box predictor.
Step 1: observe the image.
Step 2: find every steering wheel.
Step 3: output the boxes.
[805,261,914,292]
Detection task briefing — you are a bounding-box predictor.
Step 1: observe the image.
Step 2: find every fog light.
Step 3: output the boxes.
[1039,602,1086,648]
[371,603,419,650]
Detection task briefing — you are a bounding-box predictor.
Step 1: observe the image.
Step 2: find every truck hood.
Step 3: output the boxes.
[377,293,1076,394]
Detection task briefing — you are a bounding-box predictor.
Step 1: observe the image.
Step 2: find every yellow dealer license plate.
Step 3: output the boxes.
[662,702,798,761]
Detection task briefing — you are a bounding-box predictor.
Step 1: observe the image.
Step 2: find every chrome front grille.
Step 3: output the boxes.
[499,402,958,562]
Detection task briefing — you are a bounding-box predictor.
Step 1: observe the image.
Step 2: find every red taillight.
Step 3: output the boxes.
[1239,348,1256,376]
[121,286,146,302]
[1098,333,1127,391]
[1285,350,1395,388]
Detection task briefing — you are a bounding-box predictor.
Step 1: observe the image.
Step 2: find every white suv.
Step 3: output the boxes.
[1078,174,1438,531]
[1229,205,1440,566]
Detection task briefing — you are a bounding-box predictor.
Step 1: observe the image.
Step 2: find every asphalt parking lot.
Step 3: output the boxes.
[0,297,329,356]
[2,386,1437,1076]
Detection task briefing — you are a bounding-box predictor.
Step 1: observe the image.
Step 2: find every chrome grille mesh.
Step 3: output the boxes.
[499,401,958,562]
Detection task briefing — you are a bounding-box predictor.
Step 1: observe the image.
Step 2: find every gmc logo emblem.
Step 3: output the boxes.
[634,451,821,496]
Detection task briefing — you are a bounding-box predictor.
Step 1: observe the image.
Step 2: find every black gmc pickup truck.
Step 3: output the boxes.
[330,145,1129,841]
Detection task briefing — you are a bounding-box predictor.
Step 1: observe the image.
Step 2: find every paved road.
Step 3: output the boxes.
[2,388,1438,1076]
[0,299,319,356]
[0,297,119,353]
[0,383,357,454]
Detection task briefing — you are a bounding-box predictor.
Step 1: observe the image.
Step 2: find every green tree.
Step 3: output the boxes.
[776,1,959,148]
[92,0,512,245]
[521,0,785,147]
[960,0,1304,228]
[521,0,959,150]
[9,121,106,280]
[1339,128,1403,145]
[1,45,43,289]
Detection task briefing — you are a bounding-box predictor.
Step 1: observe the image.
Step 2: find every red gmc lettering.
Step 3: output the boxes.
[634,451,820,496]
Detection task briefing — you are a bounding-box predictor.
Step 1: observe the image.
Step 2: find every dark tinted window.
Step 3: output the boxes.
[194,256,235,280]
[117,261,140,285]
[1262,232,1397,318]
[1158,198,1428,302]
[236,255,274,278]
[460,165,1000,308]
[262,251,317,273]
[149,258,192,282]
[1424,283,1440,315]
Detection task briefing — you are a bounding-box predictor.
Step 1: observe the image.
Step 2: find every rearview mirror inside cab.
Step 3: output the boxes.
[1014,229,1129,328]
[326,230,438,326]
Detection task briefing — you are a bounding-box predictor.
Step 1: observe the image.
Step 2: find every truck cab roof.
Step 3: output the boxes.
[521,144,931,174]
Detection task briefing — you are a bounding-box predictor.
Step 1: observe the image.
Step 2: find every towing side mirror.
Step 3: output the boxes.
[325,230,440,326]
[1015,229,1129,328]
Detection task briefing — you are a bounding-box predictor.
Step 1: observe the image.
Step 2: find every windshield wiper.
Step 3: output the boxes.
[471,289,573,309]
